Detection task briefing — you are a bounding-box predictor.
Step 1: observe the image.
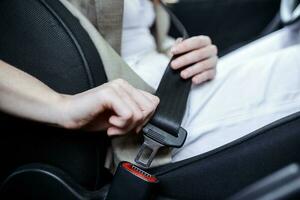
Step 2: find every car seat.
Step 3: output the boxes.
[0,0,300,199]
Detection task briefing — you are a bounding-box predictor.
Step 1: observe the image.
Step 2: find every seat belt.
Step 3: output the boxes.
[280,0,300,25]
[135,1,191,168]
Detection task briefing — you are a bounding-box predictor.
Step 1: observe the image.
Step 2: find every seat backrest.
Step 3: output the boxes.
[0,0,110,190]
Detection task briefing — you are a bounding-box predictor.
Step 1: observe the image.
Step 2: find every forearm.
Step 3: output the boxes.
[0,60,65,126]
[0,60,160,134]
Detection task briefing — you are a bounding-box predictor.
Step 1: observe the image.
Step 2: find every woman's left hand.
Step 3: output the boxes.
[170,36,218,85]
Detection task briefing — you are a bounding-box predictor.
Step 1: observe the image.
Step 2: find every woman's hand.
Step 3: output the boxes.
[0,61,158,137]
[170,36,218,85]
[60,79,159,136]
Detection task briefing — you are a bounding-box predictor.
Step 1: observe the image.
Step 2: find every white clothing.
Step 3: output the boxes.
[121,0,300,162]
[174,23,300,161]
[121,0,156,60]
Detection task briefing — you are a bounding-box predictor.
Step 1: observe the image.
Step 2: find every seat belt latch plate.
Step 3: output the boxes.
[134,123,187,168]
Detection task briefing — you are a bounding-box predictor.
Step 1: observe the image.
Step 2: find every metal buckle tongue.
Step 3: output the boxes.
[135,123,187,168]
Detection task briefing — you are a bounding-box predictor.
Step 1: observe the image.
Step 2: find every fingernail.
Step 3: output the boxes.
[181,71,188,79]
[171,60,178,69]
[176,38,181,43]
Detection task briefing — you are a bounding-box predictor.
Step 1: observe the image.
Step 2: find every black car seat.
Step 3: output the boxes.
[1,0,300,200]
[230,163,300,200]
[150,111,300,199]
[0,0,111,191]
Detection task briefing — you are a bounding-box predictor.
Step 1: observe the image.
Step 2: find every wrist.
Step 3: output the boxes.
[52,93,76,129]
[54,93,94,130]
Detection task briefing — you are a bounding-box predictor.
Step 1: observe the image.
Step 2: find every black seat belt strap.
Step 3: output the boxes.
[152,2,190,136]
[135,1,191,168]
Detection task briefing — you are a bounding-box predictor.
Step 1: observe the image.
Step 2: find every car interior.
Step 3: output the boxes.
[1,0,300,199]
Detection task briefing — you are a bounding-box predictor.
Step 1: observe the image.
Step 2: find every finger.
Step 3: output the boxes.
[181,56,218,79]
[128,90,160,134]
[83,110,113,131]
[140,90,160,105]
[170,37,184,56]
[112,79,158,134]
[135,108,156,133]
[171,45,218,70]
[175,37,183,44]
[134,90,160,133]
[120,85,159,133]
[107,126,127,136]
[111,82,144,131]
[121,81,159,115]
[108,79,159,134]
[170,35,212,55]
[102,88,133,128]
[108,115,130,128]
[192,69,216,85]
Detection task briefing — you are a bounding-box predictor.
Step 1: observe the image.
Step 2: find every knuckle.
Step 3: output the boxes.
[200,35,211,44]
[196,35,204,41]
[111,82,120,89]
[196,49,204,59]
[150,106,156,113]
[123,111,133,121]
[143,102,157,115]
[181,42,189,50]
[153,96,160,106]
[155,96,160,104]
[143,107,152,116]
[195,36,204,46]
[101,86,115,97]
[115,78,127,86]
[206,36,212,44]
[134,111,144,122]
[114,78,122,83]
[111,80,121,87]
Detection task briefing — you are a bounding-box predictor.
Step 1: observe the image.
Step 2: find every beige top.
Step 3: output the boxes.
[67,0,98,30]
[64,0,172,168]
[67,0,124,54]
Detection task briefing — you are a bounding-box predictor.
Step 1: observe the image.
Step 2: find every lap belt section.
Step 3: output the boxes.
[135,1,191,168]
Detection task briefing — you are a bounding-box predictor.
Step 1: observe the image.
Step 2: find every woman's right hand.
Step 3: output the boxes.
[60,79,159,136]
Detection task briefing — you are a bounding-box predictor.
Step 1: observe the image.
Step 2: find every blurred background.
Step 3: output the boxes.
[168,0,281,56]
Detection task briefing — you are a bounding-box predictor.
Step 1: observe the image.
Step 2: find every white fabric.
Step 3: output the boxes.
[173,22,300,161]
[122,0,300,162]
[121,0,157,60]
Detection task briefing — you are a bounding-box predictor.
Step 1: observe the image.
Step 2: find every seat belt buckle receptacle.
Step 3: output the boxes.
[135,123,187,168]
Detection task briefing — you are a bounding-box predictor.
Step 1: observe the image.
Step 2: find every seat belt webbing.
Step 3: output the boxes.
[151,1,190,136]
[135,1,191,168]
